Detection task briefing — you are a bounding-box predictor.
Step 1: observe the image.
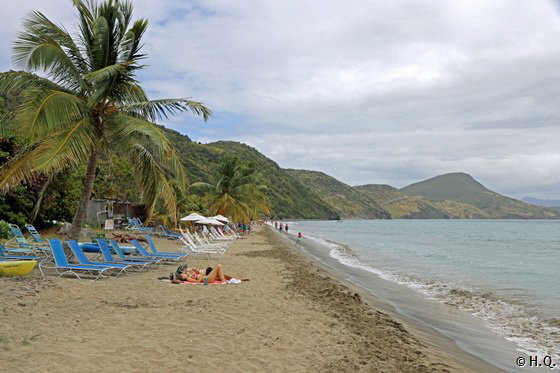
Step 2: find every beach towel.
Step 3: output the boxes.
[158,278,242,285]
[180,278,242,285]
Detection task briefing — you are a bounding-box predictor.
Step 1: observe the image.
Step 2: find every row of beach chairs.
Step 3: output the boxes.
[0,223,189,280]
[1,220,241,279]
[155,225,239,259]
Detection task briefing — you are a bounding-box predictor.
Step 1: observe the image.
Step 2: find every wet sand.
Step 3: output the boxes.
[0,226,502,372]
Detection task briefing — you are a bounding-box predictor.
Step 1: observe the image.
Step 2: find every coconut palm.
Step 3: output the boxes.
[0,0,210,240]
[191,156,270,222]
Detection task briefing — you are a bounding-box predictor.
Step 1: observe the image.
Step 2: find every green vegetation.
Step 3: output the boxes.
[191,156,270,222]
[0,220,10,239]
[183,140,340,220]
[285,169,390,219]
[156,131,340,219]
[0,0,210,239]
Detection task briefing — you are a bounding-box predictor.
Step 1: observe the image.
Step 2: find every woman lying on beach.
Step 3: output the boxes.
[171,264,249,283]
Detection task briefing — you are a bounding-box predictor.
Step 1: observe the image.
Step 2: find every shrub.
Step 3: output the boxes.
[0,220,10,239]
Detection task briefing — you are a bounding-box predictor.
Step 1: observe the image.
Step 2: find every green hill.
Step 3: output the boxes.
[285,170,390,219]
[400,172,558,219]
[354,184,487,218]
[163,129,340,220]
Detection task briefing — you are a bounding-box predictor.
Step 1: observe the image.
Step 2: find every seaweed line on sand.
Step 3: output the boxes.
[240,227,459,373]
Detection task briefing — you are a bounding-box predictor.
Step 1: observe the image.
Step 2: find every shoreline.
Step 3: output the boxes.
[269,227,507,373]
[1,226,502,372]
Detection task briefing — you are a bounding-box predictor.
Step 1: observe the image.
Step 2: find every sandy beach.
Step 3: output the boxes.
[0,226,502,372]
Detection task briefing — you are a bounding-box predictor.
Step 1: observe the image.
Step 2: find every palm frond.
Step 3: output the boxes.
[0,71,70,95]
[30,172,56,221]
[190,181,215,192]
[20,10,88,75]
[119,19,148,62]
[15,89,88,140]
[126,142,178,223]
[0,117,95,192]
[121,98,212,122]
[13,21,84,91]
[106,113,172,157]
[0,111,17,136]
[83,62,127,83]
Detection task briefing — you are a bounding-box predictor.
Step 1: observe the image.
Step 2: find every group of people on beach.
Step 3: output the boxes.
[270,220,304,245]
[167,264,249,284]
[273,221,289,233]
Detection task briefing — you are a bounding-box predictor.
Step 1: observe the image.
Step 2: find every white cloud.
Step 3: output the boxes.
[2,0,560,198]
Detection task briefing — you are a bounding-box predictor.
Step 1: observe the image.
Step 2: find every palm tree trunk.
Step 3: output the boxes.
[68,149,99,240]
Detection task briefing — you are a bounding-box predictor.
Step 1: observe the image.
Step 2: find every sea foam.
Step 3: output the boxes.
[305,234,560,364]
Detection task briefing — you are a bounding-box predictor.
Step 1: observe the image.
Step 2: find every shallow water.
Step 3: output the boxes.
[282,219,560,370]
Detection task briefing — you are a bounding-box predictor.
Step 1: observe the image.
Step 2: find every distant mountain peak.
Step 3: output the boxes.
[401,172,489,197]
[399,172,558,219]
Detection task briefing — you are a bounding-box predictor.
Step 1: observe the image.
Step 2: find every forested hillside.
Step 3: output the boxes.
[285,169,390,219]
[163,129,340,219]
[1,106,557,223]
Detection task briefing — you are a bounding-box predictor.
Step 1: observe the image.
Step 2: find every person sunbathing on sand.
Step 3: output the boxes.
[172,264,248,283]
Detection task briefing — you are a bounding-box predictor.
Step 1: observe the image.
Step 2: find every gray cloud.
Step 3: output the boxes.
[2,0,560,199]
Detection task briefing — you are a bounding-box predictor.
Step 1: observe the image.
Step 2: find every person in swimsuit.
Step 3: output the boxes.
[172,264,248,283]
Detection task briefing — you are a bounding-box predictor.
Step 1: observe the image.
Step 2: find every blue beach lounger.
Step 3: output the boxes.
[8,224,51,258]
[145,235,189,260]
[67,240,132,275]
[0,244,40,261]
[0,241,36,256]
[130,240,184,263]
[24,224,48,245]
[157,225,182,240]
[97,239,158,269]
[44,239,112,280]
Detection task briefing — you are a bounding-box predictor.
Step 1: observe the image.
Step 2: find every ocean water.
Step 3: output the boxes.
[285,219,559,365]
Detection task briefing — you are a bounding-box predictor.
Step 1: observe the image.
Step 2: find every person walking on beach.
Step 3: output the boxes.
[274,221,278,229]
[279,222,283,231]
[285,224,289,233]
[297,232,303,245]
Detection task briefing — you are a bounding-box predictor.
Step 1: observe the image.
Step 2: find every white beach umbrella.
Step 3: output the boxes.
[212,215,230,223]
[196,217,224,226]
[180,213,206,222]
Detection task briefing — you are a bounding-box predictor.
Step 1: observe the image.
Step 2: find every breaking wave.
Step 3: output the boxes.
[306,234,560,362]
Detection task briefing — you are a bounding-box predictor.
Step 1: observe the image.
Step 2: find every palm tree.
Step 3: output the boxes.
[191,156,270,222]
[0,0,210,240]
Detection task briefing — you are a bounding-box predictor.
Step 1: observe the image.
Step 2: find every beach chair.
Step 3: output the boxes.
[7,224,52,258]
[209,227,235,241]
[42,239,112,280]
[155,225,181,240]
[178,229,225,259]
[0,241,37,256]
[129,240,185,263]
[97,239,158,270]
[132,218,155,232]
[177,236,222,260]
[0,243,41,261]
[195,231,230,250]
[144,235,189,260]
[125,218,148,232]
[24,224,49,245]
[185,230,227,250]
[220,226,240,239]
[67,240,133,275]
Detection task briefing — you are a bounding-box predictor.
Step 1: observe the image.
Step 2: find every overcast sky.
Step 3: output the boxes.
[2,0,560,199]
